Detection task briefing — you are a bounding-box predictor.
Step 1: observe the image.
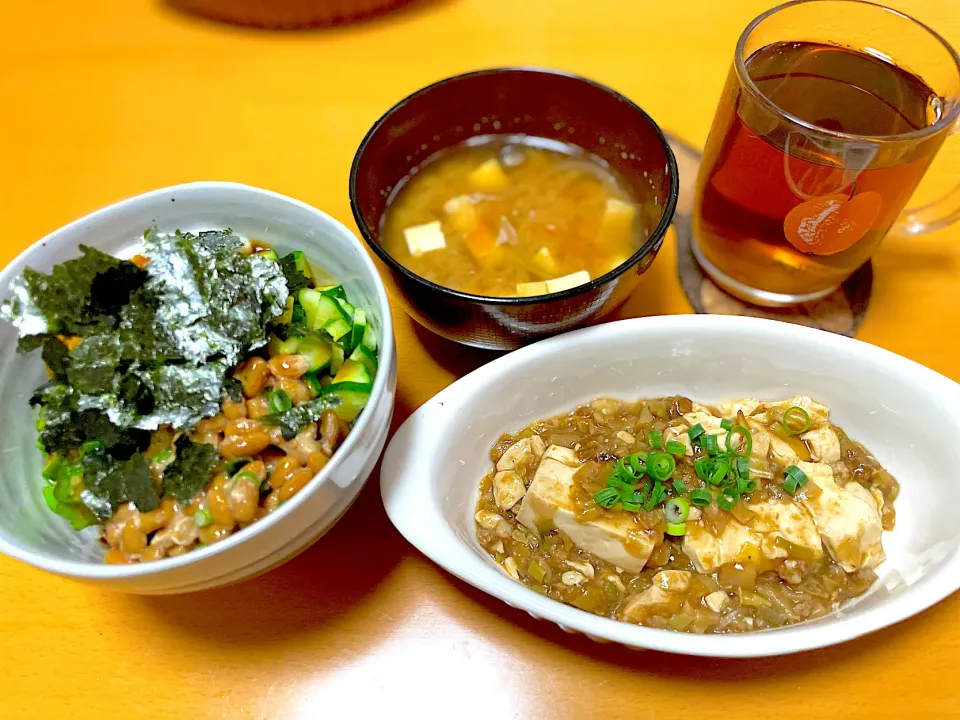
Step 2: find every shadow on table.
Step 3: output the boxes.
[132,390,418,646]
[437,573,941,680]
[160,0,452,31]
[411,321,504,377]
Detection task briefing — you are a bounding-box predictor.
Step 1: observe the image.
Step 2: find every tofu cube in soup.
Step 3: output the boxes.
[544,270,590,294]
[403,221,446,257]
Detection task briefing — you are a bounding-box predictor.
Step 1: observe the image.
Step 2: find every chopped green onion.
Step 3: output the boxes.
[725,424,753,457]
[665,440,687,456]
[736,456,750,476]
[233,470,261,487]
[607,473,636,492]
[594,487,620,508]
[701,433,720,456]
[194,508,213,527]
[225,457,252,476]
[665,521,687,537]
[648,430,663,449]
[708,460,730,486]
[620,499,641,512]
[783,406,811,435]
[304,372,323,395]
[647,452,676,481]
[736,475,750,495]
[717,491,738,511]
[626,453,647,476]
[42,455,64,483]
[745,478,758,493]
[672,479,686,494]
[651,483,667,506]
[151,447,174,464]
[665,497,690,523]
[687,424,705,441]
[720,418,733,430]
[689,488,712,506]
[267,388,293,413]
[784,464,809,487]
[695,458,713,481]
[783,475,800,494]
[81,440,105,454]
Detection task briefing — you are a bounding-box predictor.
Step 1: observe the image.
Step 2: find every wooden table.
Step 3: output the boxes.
[2,1,958,717]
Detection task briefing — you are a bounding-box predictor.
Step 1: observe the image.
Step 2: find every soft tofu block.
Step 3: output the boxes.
[442,195,478,234]
[545,270,590,294]
[683,519,762,572]
[756,396,830,428]
[747,500,823,561]
[802,426,842,463]
[467,158,510,192]
[516,444,656,572]
[620,570,691,621]
[516,281,548,297]
[795,461,885,572]
[403,221,446,257]
[602,197,637,238]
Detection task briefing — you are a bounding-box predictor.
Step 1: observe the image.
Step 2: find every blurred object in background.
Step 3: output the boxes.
[167,0,415,29]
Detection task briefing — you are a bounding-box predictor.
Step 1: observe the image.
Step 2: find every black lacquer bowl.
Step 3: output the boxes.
[349,67,679,350]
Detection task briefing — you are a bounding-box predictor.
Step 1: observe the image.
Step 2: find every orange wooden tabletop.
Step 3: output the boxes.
[2,1,959,718]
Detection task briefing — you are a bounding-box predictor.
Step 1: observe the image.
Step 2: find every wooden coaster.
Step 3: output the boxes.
[667,135,872,338]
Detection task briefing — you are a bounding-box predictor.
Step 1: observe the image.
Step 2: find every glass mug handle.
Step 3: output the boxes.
[892,117,960,237]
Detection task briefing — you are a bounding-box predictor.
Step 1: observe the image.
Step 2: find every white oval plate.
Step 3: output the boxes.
[380,315,960,657]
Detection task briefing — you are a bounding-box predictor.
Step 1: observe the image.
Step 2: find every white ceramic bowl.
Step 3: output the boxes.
[381,315,960,657]
[0,182,396,594]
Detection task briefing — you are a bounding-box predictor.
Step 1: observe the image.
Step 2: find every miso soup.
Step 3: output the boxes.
[380,135,641,298]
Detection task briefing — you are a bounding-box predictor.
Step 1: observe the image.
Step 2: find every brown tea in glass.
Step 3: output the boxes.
[693,1,960,306]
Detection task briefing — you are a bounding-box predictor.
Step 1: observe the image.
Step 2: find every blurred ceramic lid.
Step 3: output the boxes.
[168,0,414,29]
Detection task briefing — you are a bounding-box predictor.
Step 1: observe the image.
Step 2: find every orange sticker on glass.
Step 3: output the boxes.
[783,191,881,256]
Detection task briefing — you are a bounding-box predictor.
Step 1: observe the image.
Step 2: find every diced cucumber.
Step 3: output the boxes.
[330,343,345,376]
[297,336,333,373]
[349,309,367,353]
[299,288,351,332]
[323,318,352,342]
[292,250,314,280]
[333,359,372,386]
[254,249,280,261]
[336,297,356,318]
[268,335,302,356]
[361,323,377,352]
[317,284,347,300]
[275,296,295,325]
[321,382,372,422]
[42,454,63,483]
[348,344,378,376]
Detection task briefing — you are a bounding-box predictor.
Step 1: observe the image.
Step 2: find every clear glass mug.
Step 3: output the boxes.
[692,0,960,306]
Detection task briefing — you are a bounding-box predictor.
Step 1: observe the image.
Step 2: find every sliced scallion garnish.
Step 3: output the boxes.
[689,488,712,506]
[665,497,690,524]
[648,430,663,449]
[267,388,293,414]
[647,452,676,481]
[594,487,620,508]
[665,521,687,536]
[783,406,811,435]
[725,424,753,457]
[665,439,687,456]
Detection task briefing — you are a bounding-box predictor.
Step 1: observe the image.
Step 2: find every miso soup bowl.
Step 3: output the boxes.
[381,316,960,657]
[0,182,397,594]
[349,67,679,350]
